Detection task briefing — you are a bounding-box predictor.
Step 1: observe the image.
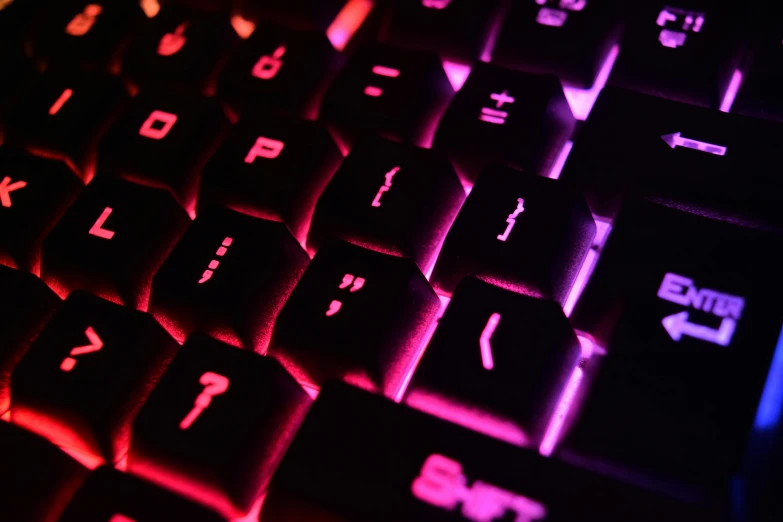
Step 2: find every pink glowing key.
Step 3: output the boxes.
[339,273,355,289]
[326,300,343,316]
[252,46,286,80]
[497,198,525,241]
[48,88,73,116]
[198,270,213,284]
[479,313,500,370]
[222,237,233,247]
[65,4,103,37]
[208,260,219,270]
[0,176,26,208]
[372,65,401,78]
[60,326,104,372]
[216,246,227,256]
[337,273,366,292]
[245,136,285,162]
[158,22,189,56]
[88,207,116,240]
[326,0,374,52]
[479,108,508,124]
[371,166,400,207]
[139,110,178,140]
[364,85,383,97]
[179,372,230,430]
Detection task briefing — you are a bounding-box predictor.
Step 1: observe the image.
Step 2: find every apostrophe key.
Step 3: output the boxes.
[430,165,595,302]
[559,87,783,225]
[492,0,623,88]
[564,199,783,499]
[130,334,311,517]
[433,62,575,182]
[381,0,503,64]
[217,22,343,118]
[404,277,582,447]
[608,2,745,108]
[260,382,720,521]
[97,88,229,211]
[40,177,189,309]
[319,43,454,148]
[198,114,342,242]
[58,467,226,522]
[149,207,310,351]
[3,68,129,179]
[11,291,180,463]
[27,0,145,70]
[235,0,349,32]
[0,421,89,522]
[307,135,464,271]
[122,4,239,93]
[0,265,60,415]
[0,148,82,272]
[269,240,440,397]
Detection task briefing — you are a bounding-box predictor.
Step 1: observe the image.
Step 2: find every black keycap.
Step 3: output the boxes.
[560,87,783,225]
[3,68,129,179]
[235,0,348,31]
[0,421,89,522]
[269,240,440,397]
[563,199,783,496]
[492,0,623,88]
[41,177,189,309]
[150,207,309,351]
[0,265,60,414]
[382,0,502,64]
[732,25,783,121]
[27,0,144,70]
[430,165,595,302]
[608,2,745,108]
[319,43,454,148]
[122,4,239,92]
[0,0,38,52]
[261,382,721,521]
[11,291,179,463]
[198,114,342,242]
[404,277,582,447]
[97,88,229,212]
[130,334,311,517]
[58,467,225,522]
[217,22,343,118]
[433,62,575,182]
[307,136,464,271]
[0,148,82,272]
[0,45,35,115]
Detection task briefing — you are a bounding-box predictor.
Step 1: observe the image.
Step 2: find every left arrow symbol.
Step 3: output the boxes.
[0,176,27,208]
[60,326,104,371]
[661,132,727,156]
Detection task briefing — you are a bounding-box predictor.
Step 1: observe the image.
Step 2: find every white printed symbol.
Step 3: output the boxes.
[199,237,233,284]
[89,207,116,240]
[364,65,401,97]
[656,7,705,48]
[657,273,744,347]
[325,273,365,317]
[245,136,285,163]
[179,372,230,430]
[371,166,400,207]
[0,176,26,208]
[661,132,727,156]
[497,198,525,242]
[534,0,586,27]
[422,0,451,8]
[479,91,515,125]
[480,313,500,371]
[252,45,286,79]
[60,326,103,372]
[412,454,547,522]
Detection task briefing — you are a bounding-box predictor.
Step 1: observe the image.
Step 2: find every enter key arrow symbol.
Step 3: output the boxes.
[662,311,736,347]
[661,132,727,156]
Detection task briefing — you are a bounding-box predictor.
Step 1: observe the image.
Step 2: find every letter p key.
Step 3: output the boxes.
[245,136,285,163]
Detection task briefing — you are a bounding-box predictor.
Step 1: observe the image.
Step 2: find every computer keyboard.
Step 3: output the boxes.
[2,1,783,521]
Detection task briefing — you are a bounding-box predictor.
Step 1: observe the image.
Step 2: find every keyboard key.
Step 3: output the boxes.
[0,0,38,51]
[27,0,145,70]
[129,334,311,516]
[0,45,35,114]
[404,277,582,446]
[235,0,348,31]
[608,3,745,108]
[560,87,783,224]
[382,0,503,63]
[492,0,623,88]
[0,421,89,522]
[11,291,180,462]
[41,177,189,309]
[564,199,783,494]
[732,26,783,121]
[319,43,454,148]
[430,165,595,301]
[122,4,239,92]
[58,467,225,522]
[433,62,575,182]
[198,114,342,242]
[216,22,343,118]
[97,88,229,211]
[3,68,129,179]
[0,265,60,414]
[261,382,720,521]
[0,148,82,272]
[149,207,309,350]
[269,240,440,397]
[307,136,464,270]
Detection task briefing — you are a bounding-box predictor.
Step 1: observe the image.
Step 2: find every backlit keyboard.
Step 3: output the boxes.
[2,1,783,521]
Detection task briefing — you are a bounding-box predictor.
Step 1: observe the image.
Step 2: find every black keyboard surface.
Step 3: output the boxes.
[2,1,783,521]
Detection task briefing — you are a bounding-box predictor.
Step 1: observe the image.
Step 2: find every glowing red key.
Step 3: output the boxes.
[179,372,230,430]
[245,136,285,163]
[48,88,74,116]
[139,110,177,140]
